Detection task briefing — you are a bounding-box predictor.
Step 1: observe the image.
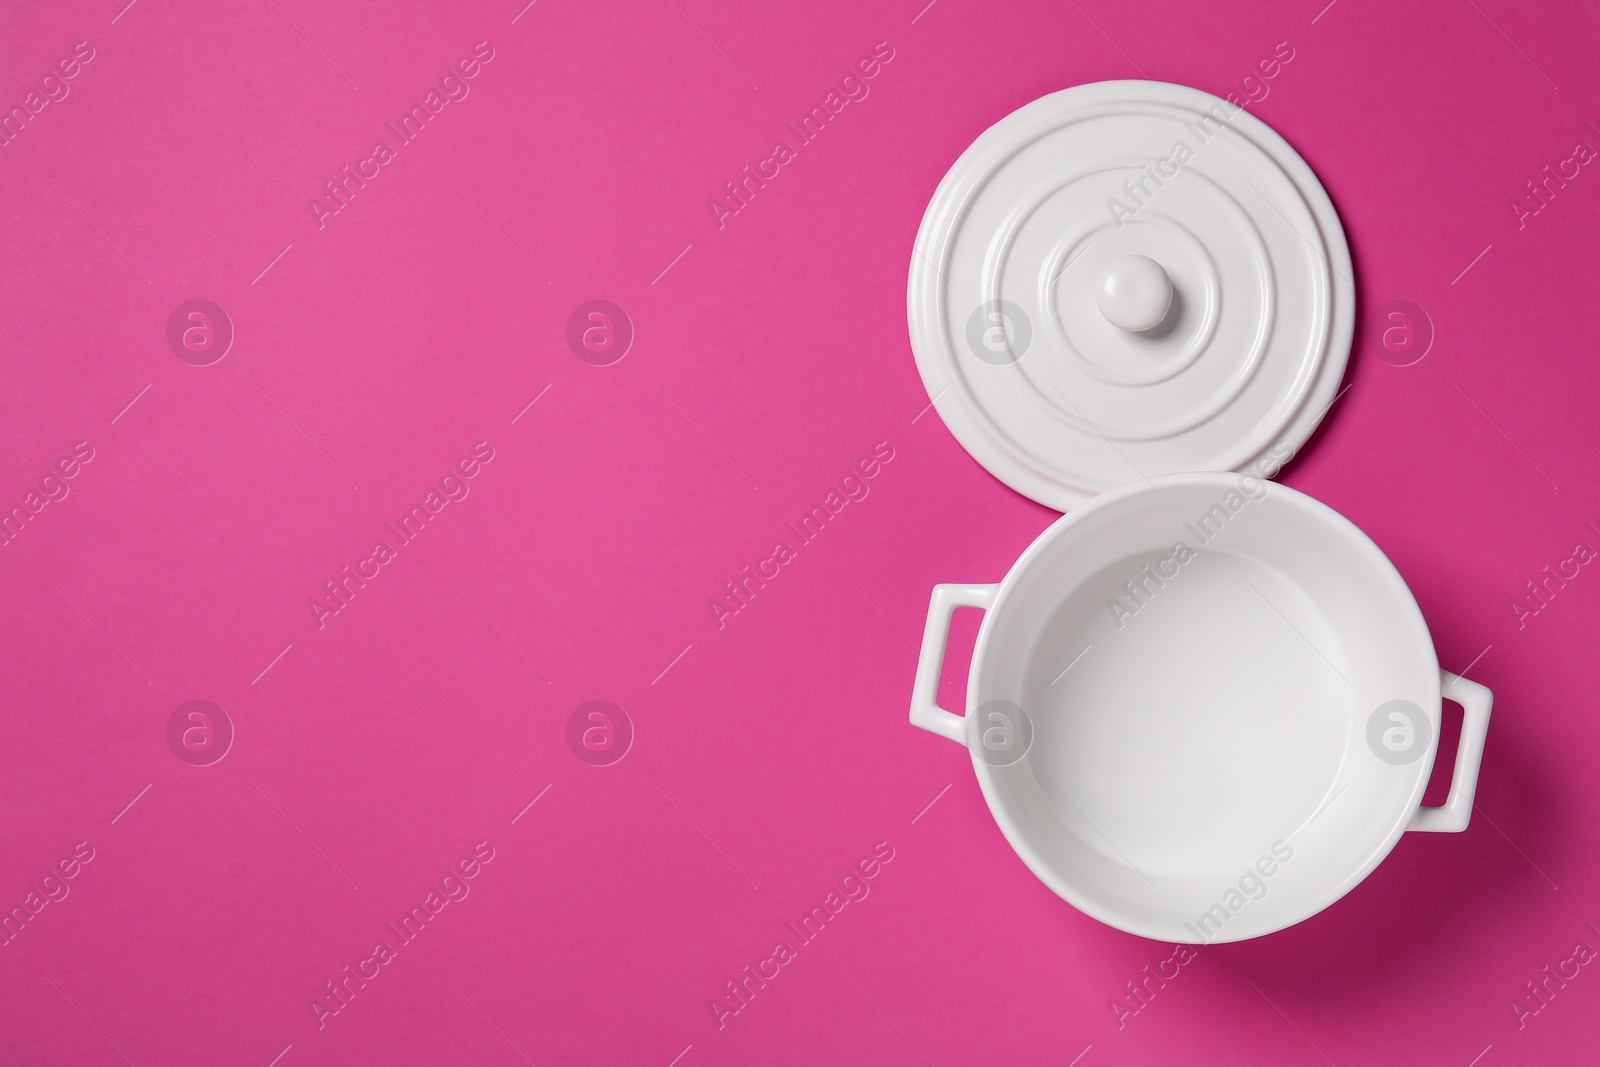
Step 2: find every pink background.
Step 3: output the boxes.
[3,0,1599,1063]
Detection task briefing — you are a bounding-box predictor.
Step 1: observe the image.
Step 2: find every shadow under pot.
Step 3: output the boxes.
[909,473,1490,943]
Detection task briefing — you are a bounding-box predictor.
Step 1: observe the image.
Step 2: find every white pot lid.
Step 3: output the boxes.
[907,81,1353,510]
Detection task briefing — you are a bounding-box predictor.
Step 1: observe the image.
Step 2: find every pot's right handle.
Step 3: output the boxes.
[909,584,998,744]
[1409,670,1493,833]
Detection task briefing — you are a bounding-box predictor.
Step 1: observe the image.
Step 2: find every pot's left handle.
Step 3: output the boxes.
[909,584,999,744]
[1408,670,1493,833]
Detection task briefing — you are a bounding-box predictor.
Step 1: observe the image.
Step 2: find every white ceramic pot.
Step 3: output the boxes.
[909,473,1491,942]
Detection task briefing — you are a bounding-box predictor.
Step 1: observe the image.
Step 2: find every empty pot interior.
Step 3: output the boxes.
[971,477,1438,941]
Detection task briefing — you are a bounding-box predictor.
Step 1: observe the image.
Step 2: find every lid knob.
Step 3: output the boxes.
[1095,255,1172,333]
